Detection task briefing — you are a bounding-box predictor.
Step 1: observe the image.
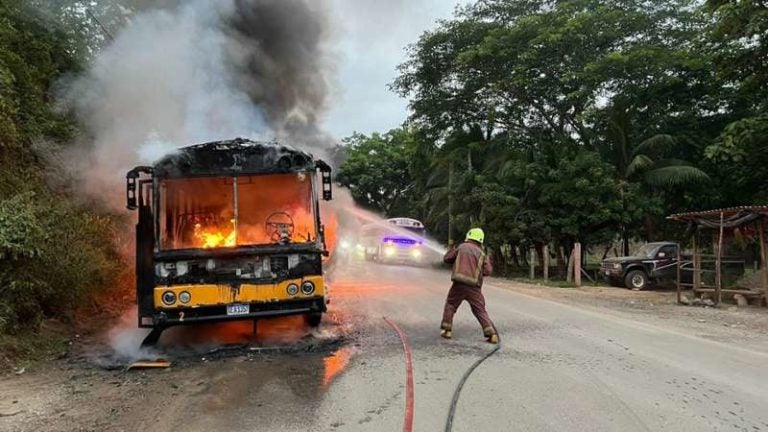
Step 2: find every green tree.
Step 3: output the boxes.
[703,1,768,206]
[705,115,768,205]
[707,0,768,101]
[336,129,416,216]
[0,1,126,335]
[391,0,718,254]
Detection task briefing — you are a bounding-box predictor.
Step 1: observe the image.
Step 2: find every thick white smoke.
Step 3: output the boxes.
[58,0,336,359]
[62,0,334,205]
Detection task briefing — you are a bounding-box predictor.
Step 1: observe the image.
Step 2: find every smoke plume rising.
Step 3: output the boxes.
[227,0,335,149]
[58,0,338,357]
[63,0,335,204]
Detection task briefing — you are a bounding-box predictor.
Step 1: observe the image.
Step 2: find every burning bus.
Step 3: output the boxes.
[360,218,426,264]
[126,138,333,345]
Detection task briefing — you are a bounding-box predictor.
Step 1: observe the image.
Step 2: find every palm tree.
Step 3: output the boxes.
[598,101,710,253]
[602,104,710,186]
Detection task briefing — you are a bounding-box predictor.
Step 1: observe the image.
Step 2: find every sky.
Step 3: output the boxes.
[324,0,472,139]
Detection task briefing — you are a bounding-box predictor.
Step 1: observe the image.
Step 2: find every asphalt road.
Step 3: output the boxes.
[3,258,768,432]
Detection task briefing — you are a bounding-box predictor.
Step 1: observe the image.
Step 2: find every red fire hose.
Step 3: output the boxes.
[383,317,415,432]
[384,317,501,432]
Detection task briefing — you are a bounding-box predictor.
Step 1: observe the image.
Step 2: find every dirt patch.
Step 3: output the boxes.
[488,278,768,350]
[0,327,355,432]
[0,320,72,372]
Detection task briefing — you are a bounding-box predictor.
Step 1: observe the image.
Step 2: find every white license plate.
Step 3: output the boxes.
[226,304,250,316]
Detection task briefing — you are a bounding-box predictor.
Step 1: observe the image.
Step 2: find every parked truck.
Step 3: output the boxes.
[601,242,682,290]
[601,242,746,290]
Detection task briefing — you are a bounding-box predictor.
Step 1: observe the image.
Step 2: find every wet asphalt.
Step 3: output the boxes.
[119,258,768,432]
[7,258,766,432]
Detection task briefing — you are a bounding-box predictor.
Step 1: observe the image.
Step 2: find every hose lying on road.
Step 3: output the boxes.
[444,333,501,432]
[383,317,415,432]
[383,316,501,432]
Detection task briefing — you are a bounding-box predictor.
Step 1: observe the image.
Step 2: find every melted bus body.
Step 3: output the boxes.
[360,218,426,264]
[126,138,333,344]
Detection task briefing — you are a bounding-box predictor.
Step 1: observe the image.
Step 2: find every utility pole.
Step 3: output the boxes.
[448,160,454,244]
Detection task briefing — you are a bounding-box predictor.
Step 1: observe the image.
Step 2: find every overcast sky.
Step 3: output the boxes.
[325,0,472,139]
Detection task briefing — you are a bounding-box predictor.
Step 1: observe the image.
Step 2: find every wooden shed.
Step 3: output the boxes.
[668,206,768,307]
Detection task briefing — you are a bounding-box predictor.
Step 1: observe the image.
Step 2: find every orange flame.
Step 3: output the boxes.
[194,220,236,248]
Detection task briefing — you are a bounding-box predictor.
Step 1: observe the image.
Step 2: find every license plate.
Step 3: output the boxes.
[226,304,250,316]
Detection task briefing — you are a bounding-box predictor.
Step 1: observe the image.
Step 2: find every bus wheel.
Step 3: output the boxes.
[305,312,322,327]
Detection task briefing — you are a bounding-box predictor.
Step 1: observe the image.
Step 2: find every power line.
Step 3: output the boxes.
[86,8,114,42]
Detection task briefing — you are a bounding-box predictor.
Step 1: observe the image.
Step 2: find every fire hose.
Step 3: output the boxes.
[383,317,415,432]
[444,331,501,432]
[384,317,501,432]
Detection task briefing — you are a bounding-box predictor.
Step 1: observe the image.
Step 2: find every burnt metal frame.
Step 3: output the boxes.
[127,140,336,338]
[151,170,325,255]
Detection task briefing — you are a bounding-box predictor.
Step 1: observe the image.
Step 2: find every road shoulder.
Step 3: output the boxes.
[486,278,768,353]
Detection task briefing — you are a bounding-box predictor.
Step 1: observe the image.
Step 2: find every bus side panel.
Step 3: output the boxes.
[136,203,155,325]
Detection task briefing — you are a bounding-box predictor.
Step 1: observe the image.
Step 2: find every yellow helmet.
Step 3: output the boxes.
[465,228,485,244]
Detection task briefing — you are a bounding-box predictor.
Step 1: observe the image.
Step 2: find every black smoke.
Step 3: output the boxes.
[226,0,335,151]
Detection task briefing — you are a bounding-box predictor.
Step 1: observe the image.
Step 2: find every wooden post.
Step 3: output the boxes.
[543,245,550,282]
[716,212,724,306]
[759,222,768,294]
[676,241,682,304]
[574,242,582,287]
[447,161,454,244]
[529,247,536,279]
[559,245,566,278]
[693,231,701,291]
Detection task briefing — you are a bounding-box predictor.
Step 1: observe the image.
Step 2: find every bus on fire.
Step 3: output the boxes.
[126,138,333,346]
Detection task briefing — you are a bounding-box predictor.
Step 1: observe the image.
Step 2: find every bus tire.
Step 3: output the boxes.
[305,312,322,327]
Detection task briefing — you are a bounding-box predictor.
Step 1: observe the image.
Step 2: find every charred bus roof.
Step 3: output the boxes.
[152,137,323,179]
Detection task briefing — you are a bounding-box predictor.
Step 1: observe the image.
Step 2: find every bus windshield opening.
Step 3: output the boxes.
[159,173,317,250]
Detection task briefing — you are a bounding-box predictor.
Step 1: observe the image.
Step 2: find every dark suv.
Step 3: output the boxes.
[601,242,683,290]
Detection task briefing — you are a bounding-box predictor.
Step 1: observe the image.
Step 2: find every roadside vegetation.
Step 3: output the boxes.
[0,1,127,364]
[1,0,766,363]
[337,0,768,276]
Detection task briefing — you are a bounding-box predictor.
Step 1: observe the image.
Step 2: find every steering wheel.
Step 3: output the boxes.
[265,211,295,243]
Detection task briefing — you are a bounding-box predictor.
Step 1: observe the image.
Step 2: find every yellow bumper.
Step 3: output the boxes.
[154,275,324,309]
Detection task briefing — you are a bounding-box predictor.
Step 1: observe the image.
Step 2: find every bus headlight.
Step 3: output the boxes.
[179,291,191,304]
[155,264,170,278]
[287,283,299,296]
[176,261,189,276]
[161,291,176,305]
[385,246,396,257]
[301,281,315,295]
[411,249,422,258]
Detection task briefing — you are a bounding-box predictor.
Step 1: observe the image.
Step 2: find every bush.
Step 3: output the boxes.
[0,188,125,334]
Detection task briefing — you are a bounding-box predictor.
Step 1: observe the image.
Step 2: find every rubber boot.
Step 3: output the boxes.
[482,326,498,344]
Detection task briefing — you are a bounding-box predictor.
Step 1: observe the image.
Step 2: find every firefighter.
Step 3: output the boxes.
[440,228,498,344]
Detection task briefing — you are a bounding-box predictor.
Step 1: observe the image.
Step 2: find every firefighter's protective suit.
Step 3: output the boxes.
[441,228,498,343]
